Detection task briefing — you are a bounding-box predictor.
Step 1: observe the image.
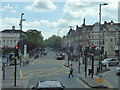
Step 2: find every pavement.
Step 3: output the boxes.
[1,57,35,90]
[63,60,111,89]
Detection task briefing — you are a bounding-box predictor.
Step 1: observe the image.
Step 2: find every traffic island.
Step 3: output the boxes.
[92,85,108,88]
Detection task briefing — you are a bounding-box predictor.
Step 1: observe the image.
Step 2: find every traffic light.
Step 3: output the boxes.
[101,46,104,54]
[15,45,19,57]
[91,45,95,54]
[79,45,82,53]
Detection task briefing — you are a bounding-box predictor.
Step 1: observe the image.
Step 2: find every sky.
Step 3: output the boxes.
[0,0,120,39]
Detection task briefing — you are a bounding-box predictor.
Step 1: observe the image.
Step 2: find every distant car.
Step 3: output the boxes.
[102,58,119,66]
[42,51,47,55]
[32,80,65,90]
[56,53,65,60]
[116,65,120,75]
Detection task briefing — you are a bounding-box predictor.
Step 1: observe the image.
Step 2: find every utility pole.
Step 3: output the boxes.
[91,45,95,78]
[78,52,81,73]
[14,45,19,86]
[78,45,82,73]
[19,13,25,66]
[91,53,94,78]
[99,3,108,72]
[84,47,87,77]
[2,63,5,80]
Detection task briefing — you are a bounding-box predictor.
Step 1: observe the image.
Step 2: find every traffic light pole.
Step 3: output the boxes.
[2,63,5,80]
[78,53,81,73]
[85,55,87,77]
[14,57,17,86]
[91,54,94,78]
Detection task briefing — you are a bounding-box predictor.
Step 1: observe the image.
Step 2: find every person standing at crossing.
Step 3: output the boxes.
[68,64,74,78]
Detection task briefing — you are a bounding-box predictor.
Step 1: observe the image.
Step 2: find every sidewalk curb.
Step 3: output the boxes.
[79,77,93,88]
[79,77,108,88]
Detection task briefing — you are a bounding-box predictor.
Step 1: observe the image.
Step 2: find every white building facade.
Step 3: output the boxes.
[0,27,22,48]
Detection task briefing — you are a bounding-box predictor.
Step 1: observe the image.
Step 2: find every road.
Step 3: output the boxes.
[2,50,120,90]
[20,50,89,88]
[102,66,120,88]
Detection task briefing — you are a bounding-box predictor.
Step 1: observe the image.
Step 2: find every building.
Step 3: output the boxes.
[62,20,120,57]
[0,26,23,48]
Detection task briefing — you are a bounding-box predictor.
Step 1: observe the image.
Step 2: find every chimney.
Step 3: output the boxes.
[12,26,15,30]
[82,18,85,26]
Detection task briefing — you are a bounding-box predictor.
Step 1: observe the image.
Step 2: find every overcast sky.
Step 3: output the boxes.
[0,0,120,39]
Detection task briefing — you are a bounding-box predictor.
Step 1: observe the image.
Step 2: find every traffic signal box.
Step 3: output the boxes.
[101,46,104,54]
[91,45,95,54]
[79,45,82,53]
[15,45,19,57]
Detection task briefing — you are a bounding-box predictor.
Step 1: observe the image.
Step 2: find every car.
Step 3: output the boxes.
[116,64,120,75]
[102,58,119,66]
[56,55,64,60]
[42,51,47,55]
[32,80,65,90]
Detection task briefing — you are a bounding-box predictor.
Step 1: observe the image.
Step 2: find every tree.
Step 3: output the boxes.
[45,35,62,50]
[18,29,44,53]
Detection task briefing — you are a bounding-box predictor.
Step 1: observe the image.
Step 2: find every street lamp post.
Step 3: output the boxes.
[19,13,25,66]
[19,13,25,31]
[58,29,61,36]
[99,3,108,72]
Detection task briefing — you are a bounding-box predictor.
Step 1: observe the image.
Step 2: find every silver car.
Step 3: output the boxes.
[32,80,65,90]
[102,58,119,66]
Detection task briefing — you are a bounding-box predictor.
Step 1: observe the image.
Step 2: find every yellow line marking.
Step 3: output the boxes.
[26,72,69,78]
[76,78,89,88]
[27,68,67,78]
[31,60,37,65]
[22,67,57,74]
[20,70,23,79]
[104,80,114,88]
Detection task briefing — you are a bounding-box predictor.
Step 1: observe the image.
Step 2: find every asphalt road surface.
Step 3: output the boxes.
[19,50,90,89]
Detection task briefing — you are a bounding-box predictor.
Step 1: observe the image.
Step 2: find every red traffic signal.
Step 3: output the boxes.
[91,45,95,48]
[80,45,82,47]
[15,45,19,49]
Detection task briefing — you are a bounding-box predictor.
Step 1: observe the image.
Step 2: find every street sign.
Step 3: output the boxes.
[98,78,103,84]
[98,74,103,84]
[98,74,103,78]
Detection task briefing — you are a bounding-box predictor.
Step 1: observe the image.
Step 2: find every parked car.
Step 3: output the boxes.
[32,80,65,90]
[102,58,119,66]
[116,64,120,75]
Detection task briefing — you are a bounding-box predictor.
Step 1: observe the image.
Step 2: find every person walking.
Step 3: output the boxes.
[68,64,74,78]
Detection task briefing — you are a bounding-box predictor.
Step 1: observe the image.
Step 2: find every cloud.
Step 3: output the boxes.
[1,17,20,29]
[11,10,16,13]
[25,0,56,12]
[0,3,13,11]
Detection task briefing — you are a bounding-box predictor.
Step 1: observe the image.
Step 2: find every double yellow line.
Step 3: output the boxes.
[104,80,114,88]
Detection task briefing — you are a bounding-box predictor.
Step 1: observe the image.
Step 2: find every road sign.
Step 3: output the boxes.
[98,74,103,84]
[98,78,103,84]
[98,74,103,78]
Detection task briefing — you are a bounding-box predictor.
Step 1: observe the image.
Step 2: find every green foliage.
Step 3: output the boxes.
[18,29,44,52]
[45,35,62,49]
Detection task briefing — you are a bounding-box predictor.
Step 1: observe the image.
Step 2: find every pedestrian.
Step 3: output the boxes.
[68,64,74,78]
[88,64,91,76]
